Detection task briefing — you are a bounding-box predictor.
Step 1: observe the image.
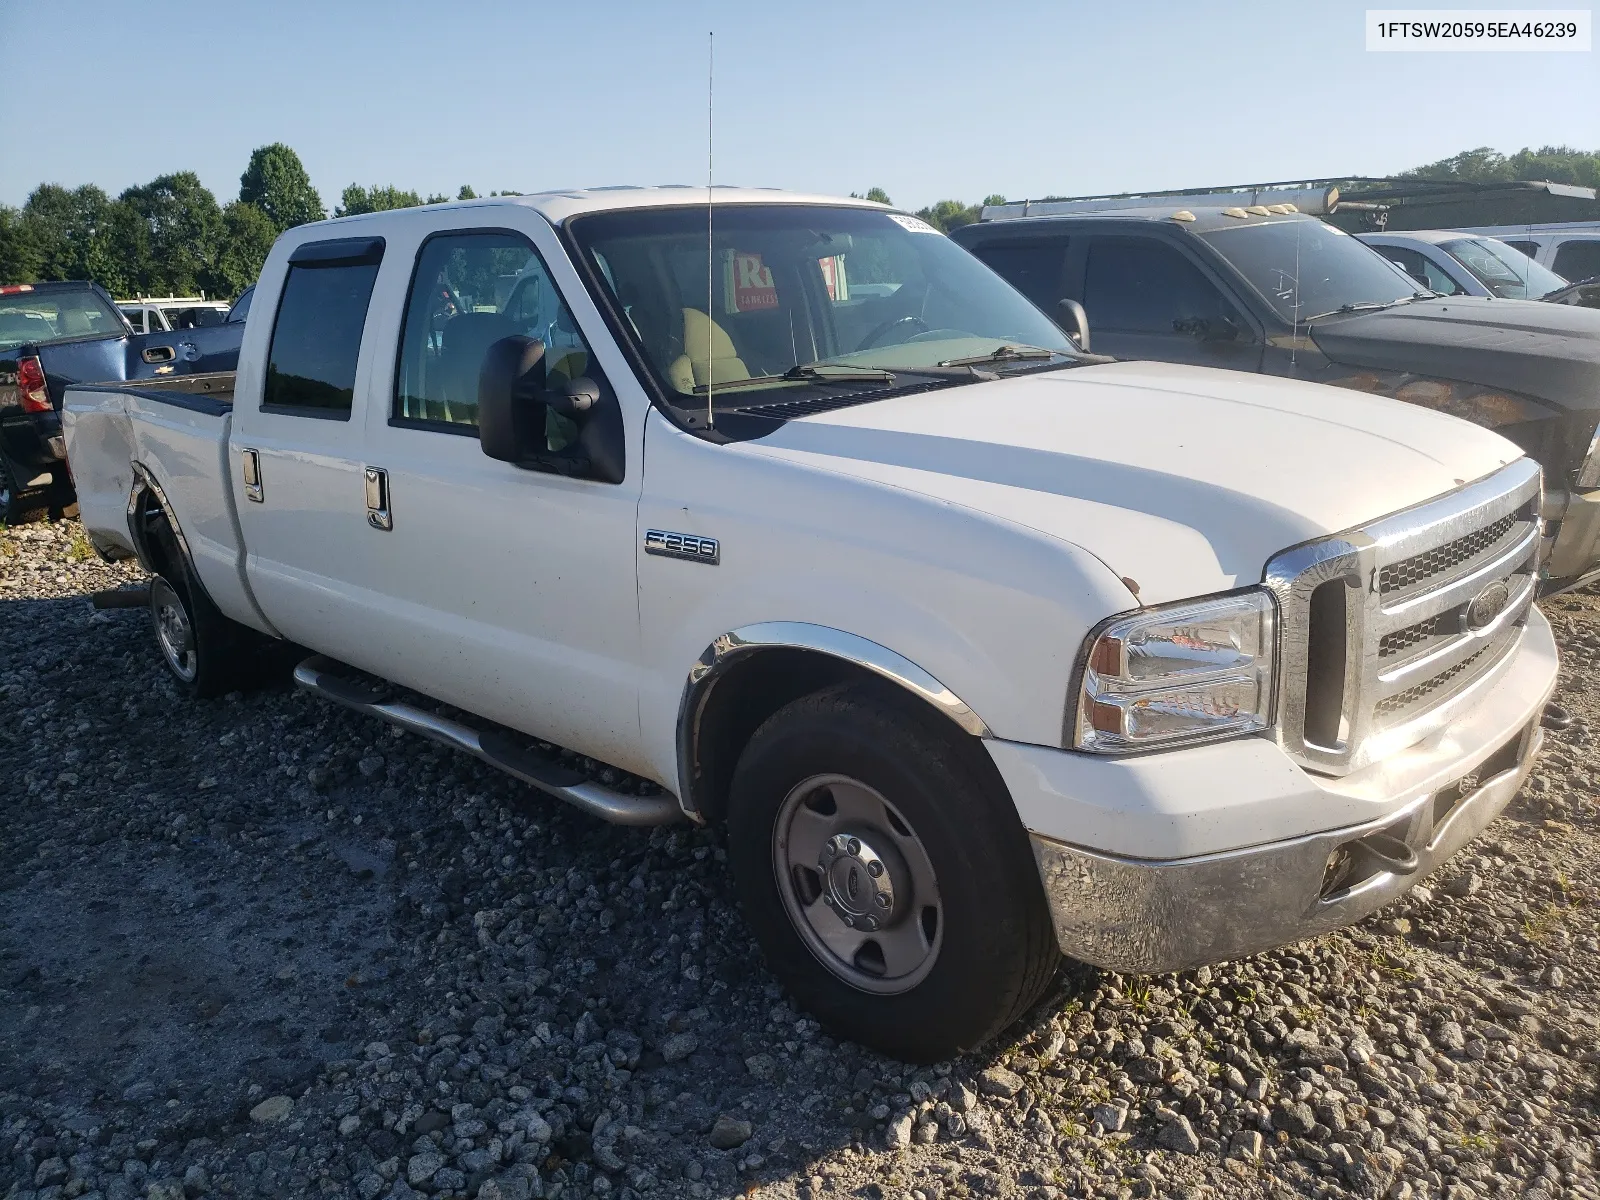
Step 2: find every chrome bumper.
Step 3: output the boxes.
[1030,720,1543,975]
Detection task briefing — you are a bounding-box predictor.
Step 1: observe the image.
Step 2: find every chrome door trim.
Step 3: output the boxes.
[675,621,991,820]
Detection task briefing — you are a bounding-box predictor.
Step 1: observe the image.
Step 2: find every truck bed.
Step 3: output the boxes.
[62,371,260,631]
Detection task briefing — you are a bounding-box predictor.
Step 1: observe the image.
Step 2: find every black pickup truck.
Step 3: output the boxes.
[954,207,1600,592]
[0,280,251,522]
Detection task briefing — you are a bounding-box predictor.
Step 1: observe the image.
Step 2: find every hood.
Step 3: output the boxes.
[1310,296,1600,411]
[740,360,1525,606]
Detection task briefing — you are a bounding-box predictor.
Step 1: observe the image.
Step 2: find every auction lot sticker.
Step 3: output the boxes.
[1367,9,1591,49]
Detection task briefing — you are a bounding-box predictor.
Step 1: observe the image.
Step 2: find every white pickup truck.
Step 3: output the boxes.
[63,189,1559,1062]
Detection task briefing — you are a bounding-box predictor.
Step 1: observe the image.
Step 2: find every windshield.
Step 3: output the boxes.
[568,204,1076,409]
[1200,219,1418,322]
[0,287,127,352]
[1440,237,1567,299]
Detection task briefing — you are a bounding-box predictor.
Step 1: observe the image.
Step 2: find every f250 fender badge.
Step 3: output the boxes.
[644,529,720,565]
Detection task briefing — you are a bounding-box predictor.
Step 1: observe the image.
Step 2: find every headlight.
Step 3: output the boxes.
[1073,590,1277,753]
[1576,419,1600,490]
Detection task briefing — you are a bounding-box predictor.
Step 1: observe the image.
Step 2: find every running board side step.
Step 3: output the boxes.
[292,655,683,827]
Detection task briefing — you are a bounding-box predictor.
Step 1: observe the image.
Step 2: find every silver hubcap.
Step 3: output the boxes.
[774,774,942,994]
[150,577,197,682]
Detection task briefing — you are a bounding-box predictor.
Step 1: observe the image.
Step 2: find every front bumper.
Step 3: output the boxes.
[999,609,1558,975]
[1542,488,1600,592]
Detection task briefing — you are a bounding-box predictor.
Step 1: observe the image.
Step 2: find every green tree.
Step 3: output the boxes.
[1399,145,1600,186]
[851,188,893,205]
[914,199,984,232]
[0,205,42,282]
[239,143,326,230]
[457,185,478,200]
[335,184,424,217]
[118,172,223,296]
[206,201,278,300]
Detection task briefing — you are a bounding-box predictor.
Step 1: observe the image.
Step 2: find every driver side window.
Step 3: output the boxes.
[394,231,597,433]
[1083,237,1245,337]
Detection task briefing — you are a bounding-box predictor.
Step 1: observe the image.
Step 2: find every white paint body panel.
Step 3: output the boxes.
[60,191,1549,872]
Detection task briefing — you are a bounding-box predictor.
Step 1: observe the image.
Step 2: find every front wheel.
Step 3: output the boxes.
[727,683,1059,1062]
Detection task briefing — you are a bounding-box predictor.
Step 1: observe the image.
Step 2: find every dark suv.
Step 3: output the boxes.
[953,207,1600,592]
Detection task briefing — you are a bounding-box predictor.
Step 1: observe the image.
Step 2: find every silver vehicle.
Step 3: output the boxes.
[1358,230,1568,300]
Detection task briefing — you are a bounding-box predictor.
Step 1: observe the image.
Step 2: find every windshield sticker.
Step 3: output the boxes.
[888,214,940,235]
[725,251,779,312]
[819,254,850,302]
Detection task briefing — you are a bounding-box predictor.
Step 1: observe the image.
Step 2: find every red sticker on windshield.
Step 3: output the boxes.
[729,252,779,312]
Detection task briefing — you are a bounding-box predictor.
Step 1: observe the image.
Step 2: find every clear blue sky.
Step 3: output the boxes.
[2,0,1595,211]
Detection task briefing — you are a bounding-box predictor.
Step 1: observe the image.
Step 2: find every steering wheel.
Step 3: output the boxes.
[856,314,930,352]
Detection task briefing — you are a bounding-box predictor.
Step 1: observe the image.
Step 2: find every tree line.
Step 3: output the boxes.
[0,144,516,301]
[2,144,1594,299]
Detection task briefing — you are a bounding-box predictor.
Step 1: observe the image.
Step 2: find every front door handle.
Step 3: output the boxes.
[241,448,263,502]
[364,466,392,531]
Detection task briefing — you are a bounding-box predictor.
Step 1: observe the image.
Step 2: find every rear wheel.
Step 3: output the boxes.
[0,457,50,525]
[148,567,259,698]
[727,682,1059,1062]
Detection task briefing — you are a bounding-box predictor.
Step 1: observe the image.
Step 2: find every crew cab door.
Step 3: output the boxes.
[349,213,647,773]
[1068,234,1263,371]
[230,235,387,656]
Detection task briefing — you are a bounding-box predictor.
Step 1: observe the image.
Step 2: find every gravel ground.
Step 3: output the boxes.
[2,517,1597,1200]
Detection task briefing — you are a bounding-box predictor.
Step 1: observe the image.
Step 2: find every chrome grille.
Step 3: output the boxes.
[1266,459,1542,776]
[1379,512,1519,595]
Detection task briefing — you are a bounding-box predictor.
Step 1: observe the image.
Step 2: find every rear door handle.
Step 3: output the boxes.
[364,466,392,531]
[241,448,263,502]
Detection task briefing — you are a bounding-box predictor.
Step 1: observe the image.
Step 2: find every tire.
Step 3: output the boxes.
[148,562,257,699]
[727,682,1059,1062]
[0,456,50,526]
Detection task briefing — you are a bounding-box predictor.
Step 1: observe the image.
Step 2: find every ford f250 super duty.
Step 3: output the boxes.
[63,190,1559,1061]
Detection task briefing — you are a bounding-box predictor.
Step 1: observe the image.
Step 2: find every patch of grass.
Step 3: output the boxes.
[66,530,93,562]
[1367,948,1417,980]
[1121,980,1153,1013]
[1522,902,1567,944]
[1233,984,1258,1005]
[1458,1131,1497,1154]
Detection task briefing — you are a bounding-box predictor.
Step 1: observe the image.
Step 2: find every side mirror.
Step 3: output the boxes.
[1056,299,1091,352]
[478,337,626,484]
[478,335,548,463]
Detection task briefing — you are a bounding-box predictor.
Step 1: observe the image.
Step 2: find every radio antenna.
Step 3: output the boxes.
[705,30,715,429]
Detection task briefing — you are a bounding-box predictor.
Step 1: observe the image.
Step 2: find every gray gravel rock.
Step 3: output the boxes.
[2,520,1599,1200]
[707,1115,752,1150]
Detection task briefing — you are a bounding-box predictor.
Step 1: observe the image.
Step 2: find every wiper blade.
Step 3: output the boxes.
[1334,301,1398,314]
[781,362,896,383]
[690,363,895,394]
[936,344,1057,368]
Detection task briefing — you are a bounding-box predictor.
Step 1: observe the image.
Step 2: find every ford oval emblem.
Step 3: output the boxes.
[1463,580,1511,633]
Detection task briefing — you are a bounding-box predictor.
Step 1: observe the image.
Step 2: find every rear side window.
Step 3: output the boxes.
[971,240,1070,312]
[1082,237,1235,333]
[263,238,384,418]
[1504,240,1539,259]
[1554,241,1600,282]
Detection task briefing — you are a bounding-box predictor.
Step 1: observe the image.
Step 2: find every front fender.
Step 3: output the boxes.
[634,412,1135,794]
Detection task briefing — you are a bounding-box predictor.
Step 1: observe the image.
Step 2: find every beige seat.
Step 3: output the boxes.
[668,308,750,392]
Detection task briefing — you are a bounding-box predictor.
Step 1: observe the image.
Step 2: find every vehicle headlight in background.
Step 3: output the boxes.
[1575,419,1600,490]
[1073,590,1277,753]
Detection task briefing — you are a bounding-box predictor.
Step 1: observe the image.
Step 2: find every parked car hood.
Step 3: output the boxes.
[1310,296,1600,412]
[742,360,1524,606]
